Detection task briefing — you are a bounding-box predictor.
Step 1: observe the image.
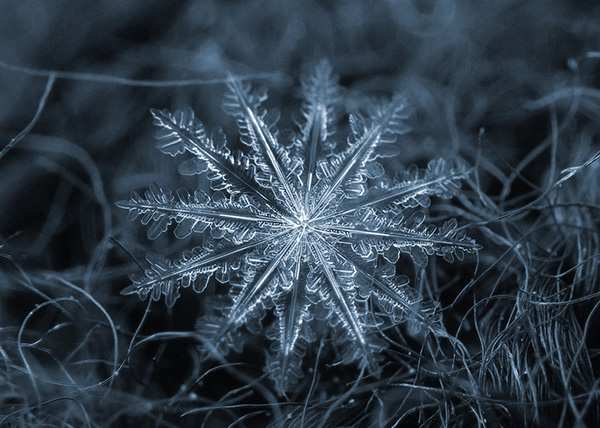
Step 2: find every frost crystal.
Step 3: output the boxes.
[118,62,478,391]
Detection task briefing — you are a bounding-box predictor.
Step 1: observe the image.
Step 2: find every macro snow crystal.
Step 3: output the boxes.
[117,62,478,391]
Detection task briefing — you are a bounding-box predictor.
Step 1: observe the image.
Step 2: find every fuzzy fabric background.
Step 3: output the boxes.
[1,1,600,427]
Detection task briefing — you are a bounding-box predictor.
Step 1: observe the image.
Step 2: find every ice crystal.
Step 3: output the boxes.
[117,62,478,391]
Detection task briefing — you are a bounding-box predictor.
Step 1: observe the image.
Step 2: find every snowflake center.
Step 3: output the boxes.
[293,212,309,228]
[289,205,320,237]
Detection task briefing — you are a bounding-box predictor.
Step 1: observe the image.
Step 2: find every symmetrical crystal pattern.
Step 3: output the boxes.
[118,62,478,391]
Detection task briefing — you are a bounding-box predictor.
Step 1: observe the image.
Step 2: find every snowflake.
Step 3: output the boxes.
[117,62,478,391]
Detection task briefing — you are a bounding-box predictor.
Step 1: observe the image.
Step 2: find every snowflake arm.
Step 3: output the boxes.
[225,233,301,329]
[315,158,470,222]
[268,245,313,392]
[317,236,433,327]
[326,218,479,264]
[117,185,286,242]
[120,233,285,307]
[310,94,410,217]
[150,108,275,207]
[298,61,340,203]
[309,237,379,372]
[224,78,303,213]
